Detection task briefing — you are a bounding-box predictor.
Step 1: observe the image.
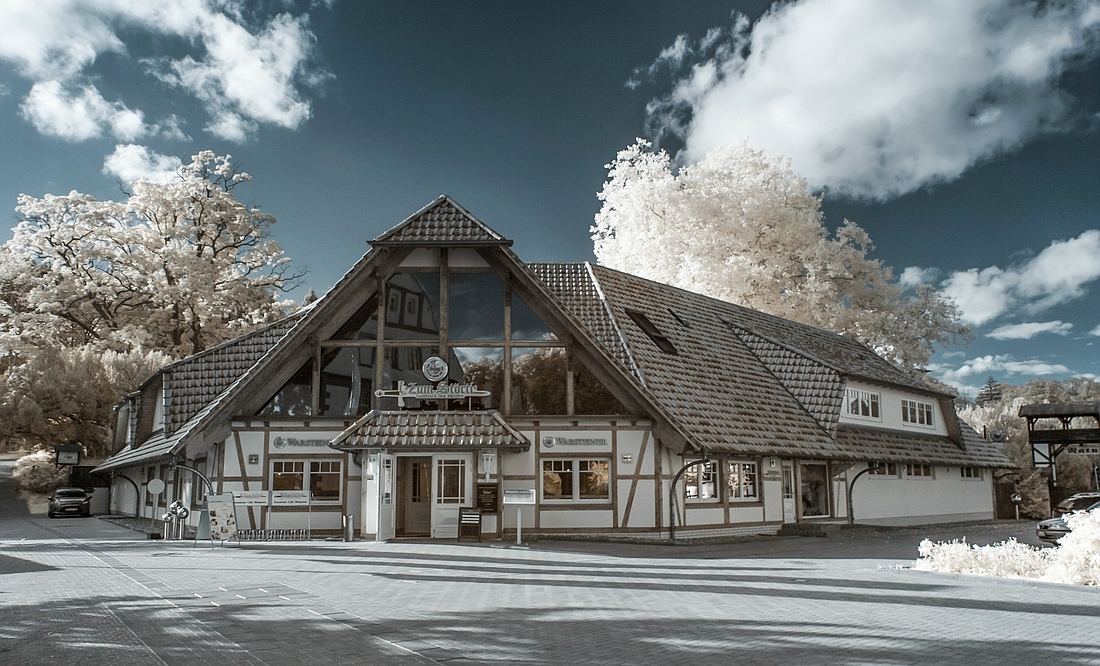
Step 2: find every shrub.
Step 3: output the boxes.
[915,510,1100,586]
[11,449,69,494]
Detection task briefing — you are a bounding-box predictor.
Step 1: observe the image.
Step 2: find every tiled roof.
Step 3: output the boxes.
[526,263,636,376]
[732,327,845,435]
[371,195,511,246]
[331,410,530,450]
[163,314,304,434]
[834,423,1009,467]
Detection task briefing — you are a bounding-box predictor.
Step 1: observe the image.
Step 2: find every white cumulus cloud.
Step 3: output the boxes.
[640,0,1100,201]
[918,230,1100,326]
[930,354,1071,392]
[0,0,328,143]
[986,320,1073,340]
[20,81,151,141]
[102,144,181,184]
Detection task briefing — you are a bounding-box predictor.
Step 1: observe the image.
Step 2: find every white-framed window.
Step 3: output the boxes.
[436,458,467,504]
[845,388,880,420]
[902,399,934,427]
[727,461,759,500]
[271,458,343,503]
[905,463,933,478]
[684,461,718,500]
[867,461,898,477]
[960,466,983,479]
[542,458,610,502]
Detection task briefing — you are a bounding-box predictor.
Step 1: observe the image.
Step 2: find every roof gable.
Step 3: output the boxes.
[371,195,511,247]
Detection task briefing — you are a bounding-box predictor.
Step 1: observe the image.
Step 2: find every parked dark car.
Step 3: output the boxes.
[1037,498,1100,544]
[47,487,91,518]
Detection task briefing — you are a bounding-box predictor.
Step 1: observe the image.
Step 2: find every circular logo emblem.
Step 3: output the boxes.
[273,436,286,449]
[422,356,449,383]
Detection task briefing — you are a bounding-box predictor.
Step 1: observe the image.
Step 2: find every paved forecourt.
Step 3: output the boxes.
[1,512,1098,665]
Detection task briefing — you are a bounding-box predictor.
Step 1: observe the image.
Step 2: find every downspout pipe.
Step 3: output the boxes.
[669,450,709,541]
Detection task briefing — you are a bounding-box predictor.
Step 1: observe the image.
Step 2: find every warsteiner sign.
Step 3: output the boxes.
[374,381,490,408]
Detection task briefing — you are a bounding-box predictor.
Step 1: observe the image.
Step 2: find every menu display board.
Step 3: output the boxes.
[477,483,499,512]
[206,493,238,541]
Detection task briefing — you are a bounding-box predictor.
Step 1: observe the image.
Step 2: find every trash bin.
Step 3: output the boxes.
[342,514,355,542]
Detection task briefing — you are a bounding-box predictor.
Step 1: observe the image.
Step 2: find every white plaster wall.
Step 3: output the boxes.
[839,381,948,436]
[684,505,725,525]
[850,464,993,523]
[762,477,783,522]
[727,504,765,524]
[539,509,615,529]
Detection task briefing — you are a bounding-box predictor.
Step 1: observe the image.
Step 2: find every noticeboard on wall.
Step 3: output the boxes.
[477,483,499,512]
[502,489,536,505]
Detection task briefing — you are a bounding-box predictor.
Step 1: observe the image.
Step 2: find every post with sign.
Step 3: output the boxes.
[502,489,536,546]
[146,478,166,537]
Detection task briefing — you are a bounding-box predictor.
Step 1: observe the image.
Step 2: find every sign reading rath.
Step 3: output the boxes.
[374,380,490,408]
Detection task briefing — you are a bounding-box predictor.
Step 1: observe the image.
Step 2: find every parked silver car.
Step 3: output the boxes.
[1037,496,1100,544]
[47,487,91,518]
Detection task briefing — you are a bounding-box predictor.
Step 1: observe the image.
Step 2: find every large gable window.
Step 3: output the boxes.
[258,361,312,416]
[449,272,504,340]
[384,273,440,341]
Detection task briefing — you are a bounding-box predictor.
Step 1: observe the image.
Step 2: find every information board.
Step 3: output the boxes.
[206,493,238,540]
[477,483,499,512]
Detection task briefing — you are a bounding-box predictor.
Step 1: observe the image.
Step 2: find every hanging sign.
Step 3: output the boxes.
[271,490,310,506]
[374,380,490,407]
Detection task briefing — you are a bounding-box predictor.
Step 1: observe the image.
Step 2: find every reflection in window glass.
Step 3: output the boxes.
[329,297,378,340]
[310,460,341,500]
[543,459,573,500]
[436,458,466,504]
[258,361,312,416]
[385,273,440,341]
[451,347,503,409]
[684,461,718,500]
[378,346,440,410]
[272,461,304,490]
[511,347,566,415]
[448,273,504,340]
[799,463,829,517]
[574,358,630,415]
[320,347,374,416]
[727,462,758,500]
[579,460,610,499]
[512,294,556,341]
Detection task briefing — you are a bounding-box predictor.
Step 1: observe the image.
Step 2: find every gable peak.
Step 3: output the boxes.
[370,195,512,247]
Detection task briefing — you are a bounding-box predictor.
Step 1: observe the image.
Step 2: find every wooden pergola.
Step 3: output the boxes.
[1019,401,1100,488]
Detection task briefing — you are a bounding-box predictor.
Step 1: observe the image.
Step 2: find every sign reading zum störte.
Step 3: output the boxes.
[374,380,490,408]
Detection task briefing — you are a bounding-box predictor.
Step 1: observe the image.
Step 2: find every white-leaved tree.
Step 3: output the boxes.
[592,140,969,370]
[0,151,302,456]
[0,151,301,358]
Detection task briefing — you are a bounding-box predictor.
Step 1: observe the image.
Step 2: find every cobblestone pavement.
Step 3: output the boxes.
[2,468,1098,664]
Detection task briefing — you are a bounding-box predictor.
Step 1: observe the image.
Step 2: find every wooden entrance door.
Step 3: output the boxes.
[398,457,432,536]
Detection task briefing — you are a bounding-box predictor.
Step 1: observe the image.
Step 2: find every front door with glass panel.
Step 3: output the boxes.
[799,462,830,518]
[430,454,471,538]
[397,456,431,536]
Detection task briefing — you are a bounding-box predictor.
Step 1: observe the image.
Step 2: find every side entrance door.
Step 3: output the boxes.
[781,461,797,523]
[377,453,396,541]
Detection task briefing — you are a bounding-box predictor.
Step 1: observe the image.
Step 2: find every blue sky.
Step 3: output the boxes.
[1,0,1099,397]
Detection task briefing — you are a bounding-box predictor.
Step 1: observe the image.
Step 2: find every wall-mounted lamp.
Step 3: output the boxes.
[479,451,497,475]
[622,454,633,464]
[248,454,259,465]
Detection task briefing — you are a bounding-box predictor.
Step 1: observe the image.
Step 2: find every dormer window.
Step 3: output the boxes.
[625,309,677,355]
[845,388,880,419]
[902,399,934,427]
